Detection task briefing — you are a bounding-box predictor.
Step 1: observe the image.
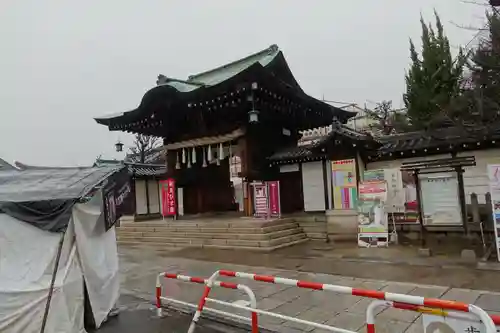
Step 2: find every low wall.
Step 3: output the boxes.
[326,209,358,242]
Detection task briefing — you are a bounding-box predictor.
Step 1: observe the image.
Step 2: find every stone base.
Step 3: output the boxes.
[417,248,432,257]
[326,209,358,242]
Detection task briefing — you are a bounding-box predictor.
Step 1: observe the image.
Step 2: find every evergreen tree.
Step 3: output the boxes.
[458,11,500,124]
[404,11,466,130]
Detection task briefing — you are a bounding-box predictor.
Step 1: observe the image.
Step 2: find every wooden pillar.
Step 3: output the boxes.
[456,166,469,235]
[166,149,176,176]
[413,170,427,247]
[322,159,329,211]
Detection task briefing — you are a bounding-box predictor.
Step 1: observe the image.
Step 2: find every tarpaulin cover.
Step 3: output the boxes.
[0,192,120,333]
[72,191,120,328]
[0,214,85,333]
[0,166,125,232]
[0,166,121,203]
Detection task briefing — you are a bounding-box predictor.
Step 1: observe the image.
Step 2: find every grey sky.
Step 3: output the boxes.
[0,0,487,166]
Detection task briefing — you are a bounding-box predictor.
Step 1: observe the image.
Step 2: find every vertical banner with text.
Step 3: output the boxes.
[160,178,177,217]
[102,167,131,231]
[268,180,281,218]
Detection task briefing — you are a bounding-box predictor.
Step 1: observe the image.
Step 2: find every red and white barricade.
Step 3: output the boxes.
[187,269,497,333]
[156,273,258,331]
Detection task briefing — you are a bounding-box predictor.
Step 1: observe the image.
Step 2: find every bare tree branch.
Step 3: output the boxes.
[128,134,162,163]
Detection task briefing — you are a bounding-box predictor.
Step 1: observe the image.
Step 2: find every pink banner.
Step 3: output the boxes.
[268,181,281,217]
[160,178,176,216]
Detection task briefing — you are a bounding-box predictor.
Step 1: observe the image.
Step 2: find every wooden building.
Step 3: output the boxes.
[94,158,166,220]
[269,122,500,240]
[95,44,354,216]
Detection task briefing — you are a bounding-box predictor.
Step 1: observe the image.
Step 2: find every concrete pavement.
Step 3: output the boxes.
[119,246,500,333]
[93,294,251,333]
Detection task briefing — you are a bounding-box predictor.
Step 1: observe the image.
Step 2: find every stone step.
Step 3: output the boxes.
[117,235,309,252]
[116,227,301,241]
[117,232,306,248]
[119,217,295,229]
[117,222,299,235]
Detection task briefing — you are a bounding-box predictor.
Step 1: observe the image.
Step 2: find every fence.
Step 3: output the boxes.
[366,300,500,333]
[155,273,258,331]
[156,269,498,333]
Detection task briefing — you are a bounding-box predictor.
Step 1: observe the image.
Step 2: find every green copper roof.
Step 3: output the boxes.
[158,44,280,92]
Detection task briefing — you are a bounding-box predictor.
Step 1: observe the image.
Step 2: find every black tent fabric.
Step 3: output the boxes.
[0,200,75,232]
[0,166,126,232]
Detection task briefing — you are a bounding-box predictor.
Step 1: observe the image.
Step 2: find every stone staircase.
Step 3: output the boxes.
[292,214,328,241]
[116,217,308,252]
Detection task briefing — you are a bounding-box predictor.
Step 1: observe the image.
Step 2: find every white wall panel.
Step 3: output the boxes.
[301,161,325,211]
[135,180,147,215]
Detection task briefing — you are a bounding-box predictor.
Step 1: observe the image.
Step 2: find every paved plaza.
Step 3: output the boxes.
[119,246,500,333]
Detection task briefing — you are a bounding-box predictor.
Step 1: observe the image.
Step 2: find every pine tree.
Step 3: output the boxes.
[460,11,500,124]
[404,12,466,130]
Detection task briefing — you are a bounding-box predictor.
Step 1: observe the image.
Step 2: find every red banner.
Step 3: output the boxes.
[160,178,176,216]
[268,181,281,217]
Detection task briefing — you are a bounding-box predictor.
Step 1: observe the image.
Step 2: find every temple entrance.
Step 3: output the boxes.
[95,44,354,218]
[279,171,304,214]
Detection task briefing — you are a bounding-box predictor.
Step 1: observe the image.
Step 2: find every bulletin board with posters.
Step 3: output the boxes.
[364,168,419,224]
[332,159,358,210]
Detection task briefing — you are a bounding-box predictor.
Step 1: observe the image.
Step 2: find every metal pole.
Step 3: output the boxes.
[40,230,66,333]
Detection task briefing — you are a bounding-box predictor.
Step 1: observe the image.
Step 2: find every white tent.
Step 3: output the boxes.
[0,166,129,333]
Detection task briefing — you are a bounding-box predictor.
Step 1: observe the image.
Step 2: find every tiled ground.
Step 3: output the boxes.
[120,246,500,333]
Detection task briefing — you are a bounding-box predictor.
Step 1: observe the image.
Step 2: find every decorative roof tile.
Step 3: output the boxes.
[127,163,166,177]
[270,122,372,162]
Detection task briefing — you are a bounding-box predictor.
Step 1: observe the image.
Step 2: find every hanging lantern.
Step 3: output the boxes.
[202,147,207,168]
[207,145,212,162]
[182,148,186,164]
[115,141,124,152]
[248,109,259,123]
[247,94,259,124]
[192,147,197,164]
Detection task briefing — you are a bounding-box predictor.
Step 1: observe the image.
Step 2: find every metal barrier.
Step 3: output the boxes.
[189,269,497,333]
[366,300,500,333]
[155,273,259,331]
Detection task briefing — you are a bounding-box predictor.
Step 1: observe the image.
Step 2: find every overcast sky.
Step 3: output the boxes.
[0,0,487,166]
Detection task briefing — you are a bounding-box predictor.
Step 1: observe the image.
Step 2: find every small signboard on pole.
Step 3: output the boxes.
[357,175,389,248]
[252,181,281,219]
[160,178,177,218]
[253,183,268,218]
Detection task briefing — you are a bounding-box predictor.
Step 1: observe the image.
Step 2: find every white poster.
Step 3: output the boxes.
[487,164,500,262]
[357,178,389,248]
[423,313,500,333]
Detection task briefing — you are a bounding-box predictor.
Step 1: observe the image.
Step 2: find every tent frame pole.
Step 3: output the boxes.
[39,230,66,333]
